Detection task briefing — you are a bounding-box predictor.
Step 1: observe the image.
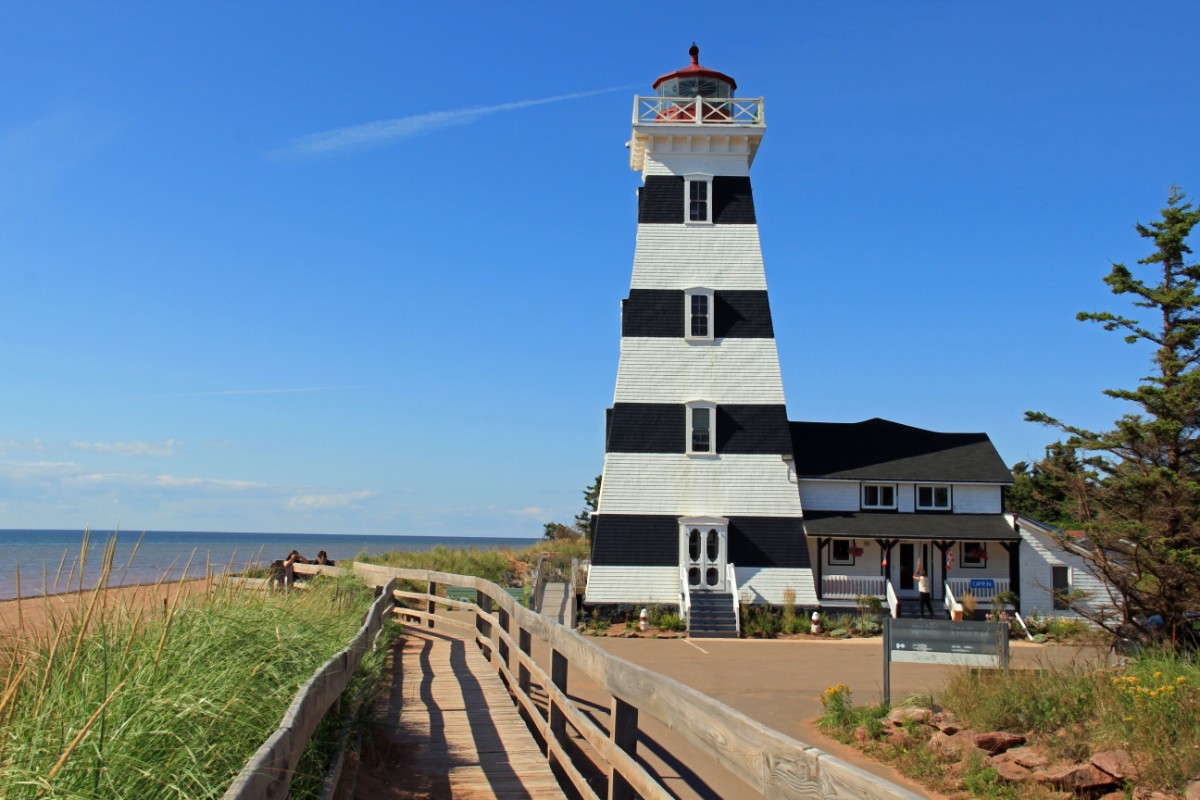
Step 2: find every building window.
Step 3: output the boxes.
[686,401,717,455]
[828,539,855,566]
[684,288,715,341]
[862,483,896,509]
[1051,566,1071,610]
[916,485,952,510]
[961,542,986,569]
[684,174,713,224]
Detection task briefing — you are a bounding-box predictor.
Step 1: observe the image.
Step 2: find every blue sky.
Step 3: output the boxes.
[2,2,1197,536]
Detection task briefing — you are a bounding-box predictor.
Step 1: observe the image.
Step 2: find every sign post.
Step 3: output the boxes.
[882,619,1009,706]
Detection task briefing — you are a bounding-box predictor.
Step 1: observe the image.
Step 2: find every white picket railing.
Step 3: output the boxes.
[726,563,740,638]
[947,577,1010,602]
[944,582,963,619]
[885,579,899,619]
[679,563,691,636]
[634,95,765,126]
[822,574,885,599]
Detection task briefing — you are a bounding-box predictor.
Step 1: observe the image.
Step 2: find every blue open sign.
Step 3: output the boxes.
[970,578,995,590]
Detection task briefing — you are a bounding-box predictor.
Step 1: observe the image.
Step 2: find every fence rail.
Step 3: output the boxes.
[356,562,922,800]
[633,95,765,126]
[222,577,396,800]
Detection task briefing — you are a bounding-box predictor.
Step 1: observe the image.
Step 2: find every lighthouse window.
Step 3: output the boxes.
[686,401,717,455]
[684,288,715,341]
[690,295,708,337]
[684,174,713,224]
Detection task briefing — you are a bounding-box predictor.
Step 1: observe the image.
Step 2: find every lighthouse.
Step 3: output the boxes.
[585,46,815,635]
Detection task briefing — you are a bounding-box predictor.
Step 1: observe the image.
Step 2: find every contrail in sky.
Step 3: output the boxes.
[272,85,634,158]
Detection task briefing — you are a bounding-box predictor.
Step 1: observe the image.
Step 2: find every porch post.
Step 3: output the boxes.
[816,538,827,599]
[934,542,951,601]
[1002,540,1021,614]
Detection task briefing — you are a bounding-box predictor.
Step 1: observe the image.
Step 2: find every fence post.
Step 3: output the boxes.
[549,648,569,767]
[518,628,532,697]
[427,580,437,629]
[497,606,510,672]
[609,696,639,800]
[477,592,493,660]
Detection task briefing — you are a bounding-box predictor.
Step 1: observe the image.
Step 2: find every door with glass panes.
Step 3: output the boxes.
[679,518,727,592]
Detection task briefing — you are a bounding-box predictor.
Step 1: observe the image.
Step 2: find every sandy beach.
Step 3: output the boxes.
[0,578,215,640]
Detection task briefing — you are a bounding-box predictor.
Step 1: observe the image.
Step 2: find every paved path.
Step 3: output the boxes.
[352,628,565,800]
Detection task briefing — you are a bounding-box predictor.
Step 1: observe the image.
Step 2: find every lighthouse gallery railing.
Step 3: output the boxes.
[634,95,764,126]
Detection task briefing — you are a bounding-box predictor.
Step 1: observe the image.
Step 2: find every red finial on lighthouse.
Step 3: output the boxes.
[652,44,738,94]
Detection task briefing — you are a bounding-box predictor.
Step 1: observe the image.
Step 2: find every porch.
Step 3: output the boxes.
[802,510,1025,613]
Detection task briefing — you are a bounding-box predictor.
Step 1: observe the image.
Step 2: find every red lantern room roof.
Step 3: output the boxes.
[652,43,737,93]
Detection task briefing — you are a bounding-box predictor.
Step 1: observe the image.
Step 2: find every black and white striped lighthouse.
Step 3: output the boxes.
[586,47,815,630]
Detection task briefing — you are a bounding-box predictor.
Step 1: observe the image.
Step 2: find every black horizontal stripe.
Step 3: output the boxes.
[606,403,792,454]
[622,290,774,338]
[590,514,809,568]
[638,176,757,224]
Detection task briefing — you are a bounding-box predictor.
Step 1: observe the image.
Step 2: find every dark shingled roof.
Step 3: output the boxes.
[789,418,1012,483]
[802,510,1018,541]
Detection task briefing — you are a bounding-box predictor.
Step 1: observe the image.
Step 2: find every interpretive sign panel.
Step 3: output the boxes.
[882,618,1009,704]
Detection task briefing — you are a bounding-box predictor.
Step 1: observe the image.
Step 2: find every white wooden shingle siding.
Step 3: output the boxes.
[1014,515,1119,620]
[630,226,768,290]
[735,567,817,606]
[614,338,785,404]
[952,484,1002,514]
[599,453,803,516]
[642,140,755,178]
[798,479,1004,514]
[797,480,859,512]
[585,566,679,604]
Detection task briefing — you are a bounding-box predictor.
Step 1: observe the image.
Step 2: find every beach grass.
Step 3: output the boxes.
[361,537,591,585]
[0,553,379,799]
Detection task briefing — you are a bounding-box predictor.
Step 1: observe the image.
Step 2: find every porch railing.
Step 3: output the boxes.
[885,579,899,619]
[947,577,1010,603]
[679,563,691,636]
[822,574,885,599]
[944,582,963,619]
[634,96,765,126]
[726,563,740,638]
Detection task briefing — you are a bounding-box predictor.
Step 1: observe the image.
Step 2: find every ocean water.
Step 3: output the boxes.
[0,530,539,601]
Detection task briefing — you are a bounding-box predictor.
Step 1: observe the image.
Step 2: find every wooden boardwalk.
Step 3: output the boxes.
[355,626,565,799]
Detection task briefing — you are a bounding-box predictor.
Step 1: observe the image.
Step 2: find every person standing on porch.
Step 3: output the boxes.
[915,567,934,618]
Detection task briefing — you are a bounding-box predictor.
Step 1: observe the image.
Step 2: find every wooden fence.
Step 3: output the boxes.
[350,562,924,800]
[221,576,397,800]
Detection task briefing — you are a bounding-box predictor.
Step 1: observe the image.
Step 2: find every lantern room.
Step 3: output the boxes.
[652,43,737,98]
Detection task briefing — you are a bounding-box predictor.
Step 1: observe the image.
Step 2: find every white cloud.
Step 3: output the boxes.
[287,490,378,510]
[516,506,546,517]
[272,86,631,159]
[70,439,181,457]
[154,475,262,490]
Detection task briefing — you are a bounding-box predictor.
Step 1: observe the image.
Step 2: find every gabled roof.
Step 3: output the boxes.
[789,418,1013,484]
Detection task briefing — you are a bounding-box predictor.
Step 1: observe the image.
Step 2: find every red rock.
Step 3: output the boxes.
[853,726,870,745]
[990,758,1031,783]
[885,706,933,727]
[1186,780,1200,800]
[1099,793,1127,800]
[1091,749,1136,781]
[1007,746,1049,769]
[930,730,972,760]
[974,731,1026,754]
[1036,764,1117,791]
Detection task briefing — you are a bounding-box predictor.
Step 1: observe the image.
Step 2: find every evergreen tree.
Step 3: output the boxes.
[1026,187,1200,646]
[1005,443,1088,527]
[574,474,601,537]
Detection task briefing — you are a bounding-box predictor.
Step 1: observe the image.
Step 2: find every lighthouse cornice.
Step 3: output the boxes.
[629,95,765,173]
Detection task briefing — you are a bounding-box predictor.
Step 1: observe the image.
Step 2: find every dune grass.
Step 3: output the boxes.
[361,538,591,585]
[0,558,379,799]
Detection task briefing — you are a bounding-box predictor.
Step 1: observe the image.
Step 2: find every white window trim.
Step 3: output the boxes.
[861,483,897,510]
[686,400,718,457]
[684,173,714,225]
[683,287,715,342]
[916,484,953,510]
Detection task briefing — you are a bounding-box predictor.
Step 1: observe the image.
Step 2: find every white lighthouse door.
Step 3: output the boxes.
[680,521,727,592]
